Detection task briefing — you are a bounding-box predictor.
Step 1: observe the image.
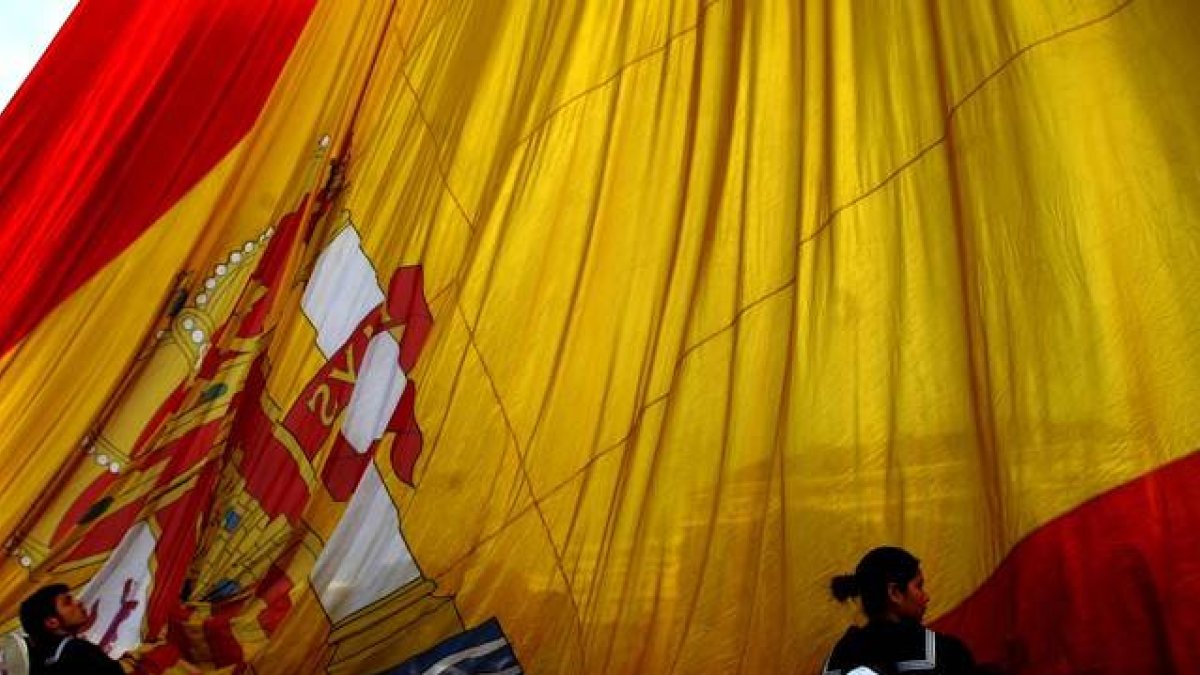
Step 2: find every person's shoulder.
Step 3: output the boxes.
[66,636,105,651]
[824,626,869,671]
[60,637,122,670]
[831,625,867,650]
[934,631,971,654]
[932,630,976,670]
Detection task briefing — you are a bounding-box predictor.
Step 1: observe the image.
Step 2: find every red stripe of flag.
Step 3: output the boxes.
[0,0,317,357]
[933,450,1200,673]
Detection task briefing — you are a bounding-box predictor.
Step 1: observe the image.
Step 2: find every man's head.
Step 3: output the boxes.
[19,584,90,642]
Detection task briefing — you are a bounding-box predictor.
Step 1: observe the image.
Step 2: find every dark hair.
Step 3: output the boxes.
[19,583,69,642]
[830,546,921,617]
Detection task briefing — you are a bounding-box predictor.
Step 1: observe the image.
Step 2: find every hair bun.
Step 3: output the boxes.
[830,573,860,602]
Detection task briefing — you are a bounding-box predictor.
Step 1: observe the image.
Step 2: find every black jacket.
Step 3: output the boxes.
[822,619,976,675]
[30,635,124,675]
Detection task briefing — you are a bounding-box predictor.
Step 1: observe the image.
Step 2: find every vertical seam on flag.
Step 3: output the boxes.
[506,0,726,155]
[394,64,476,230]
[425,395,671,580]
[798,0,1136,248]
[403,279,485,527]
[388,0,728,239]
[425,275,777,579]
[453,300,590,666]
[649,0,1142,392]
[406,0,729,516]
[400,0,466,62]
[388,0,736,519]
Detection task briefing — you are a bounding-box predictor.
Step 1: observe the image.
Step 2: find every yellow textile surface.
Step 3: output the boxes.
[340,1,1200,671]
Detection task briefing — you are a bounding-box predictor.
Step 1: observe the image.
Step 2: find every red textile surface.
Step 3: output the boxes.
[934,451,1200,673]
[0,0,316,356]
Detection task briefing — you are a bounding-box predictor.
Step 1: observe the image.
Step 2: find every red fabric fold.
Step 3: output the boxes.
[934,451,1200,673]
[0,0,317,356]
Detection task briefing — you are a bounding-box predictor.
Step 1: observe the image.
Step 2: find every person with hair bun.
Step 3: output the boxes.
[821,546,977,675]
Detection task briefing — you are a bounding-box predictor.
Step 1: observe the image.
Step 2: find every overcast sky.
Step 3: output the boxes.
[0,1,78,113]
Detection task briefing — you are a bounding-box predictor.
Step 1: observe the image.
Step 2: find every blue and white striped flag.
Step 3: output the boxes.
[382,618,523,675]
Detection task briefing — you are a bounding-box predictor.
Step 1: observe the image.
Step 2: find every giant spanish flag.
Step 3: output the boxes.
[0,1,1198,673]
